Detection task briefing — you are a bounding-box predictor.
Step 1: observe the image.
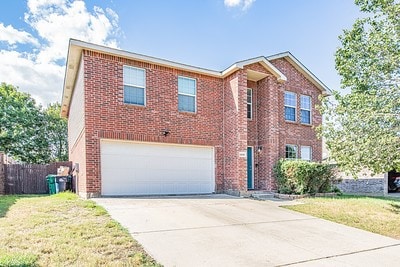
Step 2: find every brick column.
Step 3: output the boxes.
[0,152,5,195]
[221,70,248,195]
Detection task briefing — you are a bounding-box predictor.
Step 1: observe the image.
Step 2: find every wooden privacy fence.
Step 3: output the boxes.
[3,161,72,194]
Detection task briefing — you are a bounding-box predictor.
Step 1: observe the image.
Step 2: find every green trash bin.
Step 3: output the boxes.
[46,175,57,195]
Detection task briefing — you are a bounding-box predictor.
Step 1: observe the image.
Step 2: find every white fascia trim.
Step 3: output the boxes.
[267,52,332,95]
[61,42,81,118]
[70,39,221,77]
[220,64,240,78]
[222,56,287,82]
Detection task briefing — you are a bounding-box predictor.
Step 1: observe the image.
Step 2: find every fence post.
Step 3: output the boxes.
[0,152,5,195]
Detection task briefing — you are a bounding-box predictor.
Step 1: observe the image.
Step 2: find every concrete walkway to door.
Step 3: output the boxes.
[94,195,400,267]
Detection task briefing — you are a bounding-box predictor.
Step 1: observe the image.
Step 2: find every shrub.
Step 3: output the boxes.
[273,159,336,195]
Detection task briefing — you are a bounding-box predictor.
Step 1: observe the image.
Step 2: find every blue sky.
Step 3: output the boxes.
[0,0,360,105]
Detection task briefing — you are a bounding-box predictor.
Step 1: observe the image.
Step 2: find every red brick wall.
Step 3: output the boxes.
[76,51,324,196]
[244,63,284,191]
[243,60,323,191]
[221,69,249,193]
[82,50,224,195]
[270,58,323,164]
[221,73,239,191]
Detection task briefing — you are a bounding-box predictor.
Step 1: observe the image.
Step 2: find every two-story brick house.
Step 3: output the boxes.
[62,39,330,198]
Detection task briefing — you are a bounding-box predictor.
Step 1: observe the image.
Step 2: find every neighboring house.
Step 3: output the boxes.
[61,39,331,198]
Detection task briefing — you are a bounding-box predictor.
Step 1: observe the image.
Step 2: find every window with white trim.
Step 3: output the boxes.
[178,76,196,112]
[285,144,298,159]
[247,88,252,119]
[301,146,312,161]
[123,66,145,106]
[300,95,311,124]
[284,91,296,122]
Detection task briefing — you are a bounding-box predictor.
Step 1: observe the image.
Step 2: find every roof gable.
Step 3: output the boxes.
[267,52,331,96]
[222,56,287,83]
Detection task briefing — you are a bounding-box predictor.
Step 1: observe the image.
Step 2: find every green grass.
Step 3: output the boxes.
[0,253,38,267]
[0,192,160,267]
[284,195,400,239]
[0,195,41,218]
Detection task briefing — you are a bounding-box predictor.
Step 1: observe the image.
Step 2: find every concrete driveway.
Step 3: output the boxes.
[94,195,400,267]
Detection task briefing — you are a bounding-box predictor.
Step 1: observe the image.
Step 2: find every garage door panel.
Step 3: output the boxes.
[101,140,215,195]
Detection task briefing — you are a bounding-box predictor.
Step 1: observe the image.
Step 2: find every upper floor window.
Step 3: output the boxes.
[284,91,296,122]
[300,146,312,161]
[247,88,252,119]
[300,95,311,124]
[123,66,145,106]
[285,144,298,159]
[178,76,196,113]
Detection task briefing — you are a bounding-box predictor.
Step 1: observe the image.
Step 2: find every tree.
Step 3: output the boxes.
[320,0,400,175]
[43,103,68,162]
[0,83,68,163]
[0,83,47,163]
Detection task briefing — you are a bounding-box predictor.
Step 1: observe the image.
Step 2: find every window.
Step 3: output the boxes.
[247,88,252,119]
[123,66,145,106]
[301,146,312,161]
[300,95,311,124]
[284,92,296,121]
[285,145,298,159]
[178,76,196,112]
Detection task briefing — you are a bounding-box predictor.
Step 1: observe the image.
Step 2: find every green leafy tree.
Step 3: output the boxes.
[0,83,68,163]
[43,103,68,162]
[320,0,400,175]
[0,83,48,163]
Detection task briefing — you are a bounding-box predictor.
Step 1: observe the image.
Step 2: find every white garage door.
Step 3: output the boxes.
[100,140,215,196]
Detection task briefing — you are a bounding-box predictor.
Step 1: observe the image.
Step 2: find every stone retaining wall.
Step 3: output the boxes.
[335,178,385,195]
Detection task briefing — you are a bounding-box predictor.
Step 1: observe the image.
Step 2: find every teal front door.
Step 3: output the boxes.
[247,147,253,189]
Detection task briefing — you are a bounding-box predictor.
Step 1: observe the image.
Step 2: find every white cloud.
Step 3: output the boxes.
[224,0,241,7]
[0,50,63,105]
[224,0,255,11]
[25,0,120,64]
[0,23,39,46]
[243,0,255,10]
[0,0,121,105]
[27,0,66,14]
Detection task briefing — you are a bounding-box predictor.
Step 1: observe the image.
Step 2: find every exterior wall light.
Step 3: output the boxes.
[161,129,170,137]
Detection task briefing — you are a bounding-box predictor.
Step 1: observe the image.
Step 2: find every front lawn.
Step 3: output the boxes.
[284,195,400,239]
[0,193,159,266]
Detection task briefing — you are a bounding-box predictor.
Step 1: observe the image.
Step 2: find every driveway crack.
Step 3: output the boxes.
[276,243,400,266]
[131,218,317,234]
